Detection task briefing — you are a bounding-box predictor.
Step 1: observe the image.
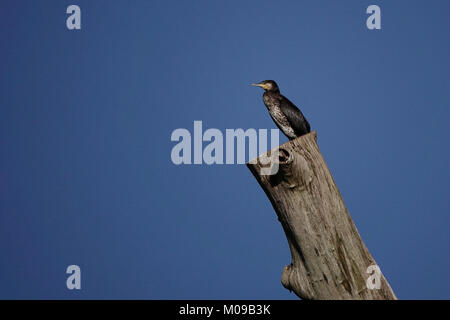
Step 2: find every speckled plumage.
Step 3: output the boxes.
[253,80,310,140]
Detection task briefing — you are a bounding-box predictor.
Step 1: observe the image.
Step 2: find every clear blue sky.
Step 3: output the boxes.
[0,1,449,299]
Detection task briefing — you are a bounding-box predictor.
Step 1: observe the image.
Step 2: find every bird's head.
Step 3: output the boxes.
[251,80,279,92]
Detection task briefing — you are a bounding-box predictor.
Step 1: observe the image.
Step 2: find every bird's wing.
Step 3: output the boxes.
[279,95,311,136]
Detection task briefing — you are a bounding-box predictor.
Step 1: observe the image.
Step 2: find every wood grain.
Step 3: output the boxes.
[247,131,397,300]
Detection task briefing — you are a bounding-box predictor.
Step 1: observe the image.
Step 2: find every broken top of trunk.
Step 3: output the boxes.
[247,131,397,300]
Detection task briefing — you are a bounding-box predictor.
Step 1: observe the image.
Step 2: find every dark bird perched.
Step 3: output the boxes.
[252,80,310,140]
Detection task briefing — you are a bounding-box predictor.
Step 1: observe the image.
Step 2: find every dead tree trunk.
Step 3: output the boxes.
[247,131,397,300]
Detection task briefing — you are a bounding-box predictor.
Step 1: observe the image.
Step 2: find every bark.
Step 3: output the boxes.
[247,131,397,300]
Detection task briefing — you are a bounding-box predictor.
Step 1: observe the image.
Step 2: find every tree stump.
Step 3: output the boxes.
[247,131,397,300]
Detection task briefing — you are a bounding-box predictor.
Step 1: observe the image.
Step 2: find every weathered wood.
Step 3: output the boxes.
[247,131,397,300]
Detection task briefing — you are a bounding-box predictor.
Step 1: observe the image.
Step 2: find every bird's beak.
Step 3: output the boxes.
[252,83,266,89]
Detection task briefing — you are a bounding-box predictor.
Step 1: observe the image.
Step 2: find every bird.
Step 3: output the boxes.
[252,80,310,140]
